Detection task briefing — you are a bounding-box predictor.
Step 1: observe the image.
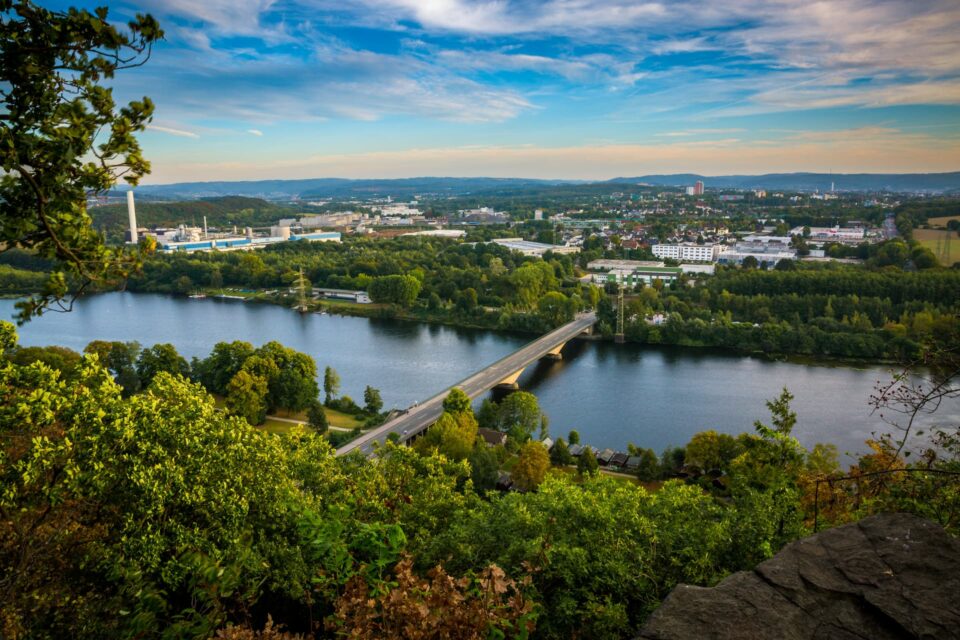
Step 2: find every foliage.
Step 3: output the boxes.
[363,385,383,414]
[307,400,329,434]
[324,365,340,403]
[549,438,573,466]
[368,274,422,308]
[512,441,551,491]
[577,447,600,477]
[135,342,189,388]
[481,391,544,445]
[330,555,536,639]
[441,387,472,415]
[0,1,163,321]
[226,369,268,425]
[416,411,479,462]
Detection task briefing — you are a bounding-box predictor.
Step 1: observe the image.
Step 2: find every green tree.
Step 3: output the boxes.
[135,343,189,388]
[537,291,576,327]
[368,274,421,307]
[84,340,141,396]
[468,445,500,493]
[226,369,268,425]
[549,438,573,466]
[568,429,580,445]
[1,2,163,322]
[512,441,550,491]
[324,365,340,404]
[577,446,599,476]
[416,411,478,461]
[193,341,255,396]
[442,387,472,415]
[307,400,329,435]
[493,391,543,444]
[363,385,383,414]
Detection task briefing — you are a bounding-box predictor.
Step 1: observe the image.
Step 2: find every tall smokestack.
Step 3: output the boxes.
[203,215,208,238]
[126,190,138,244]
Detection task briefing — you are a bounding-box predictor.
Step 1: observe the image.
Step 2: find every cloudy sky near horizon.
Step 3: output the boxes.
[46,0,960,183]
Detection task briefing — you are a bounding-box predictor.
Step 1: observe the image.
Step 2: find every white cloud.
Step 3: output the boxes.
[247,129,264,136]
[146,124,200,138]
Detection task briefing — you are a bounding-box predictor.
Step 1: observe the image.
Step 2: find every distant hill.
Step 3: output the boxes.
[612,172,960,193]
[119,172,960,201]
[91,196,291,230]
[123,177,573,201]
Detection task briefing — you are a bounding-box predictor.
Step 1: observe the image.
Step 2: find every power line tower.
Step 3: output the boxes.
[614,282,625,344]
[295,267,309,313]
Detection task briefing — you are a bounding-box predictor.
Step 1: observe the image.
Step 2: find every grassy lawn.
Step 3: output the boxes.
[928,215,960,228]
[914,228,959,265]
[213,395,364,431]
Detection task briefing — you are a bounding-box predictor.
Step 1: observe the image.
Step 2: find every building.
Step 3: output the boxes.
[789,226,865,243]
[534,209,544,221]
[651,243,720,262]
[685,186,696,196]
[586,259,666,271]
[694,180,704,196]
[314,288,371,304]
[590,266,682,287]
[716,241,796,267]
[491,238,579,257]
[400,229,466,239]
[156,230,340,253]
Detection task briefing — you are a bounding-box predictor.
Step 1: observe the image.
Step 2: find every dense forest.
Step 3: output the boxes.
[2,321,957,639]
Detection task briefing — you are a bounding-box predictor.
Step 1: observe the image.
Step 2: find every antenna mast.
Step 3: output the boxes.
[614,283,625,344]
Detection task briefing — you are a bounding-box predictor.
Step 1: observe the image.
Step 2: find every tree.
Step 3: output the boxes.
[324,366,340,404]
[635,448,660,481]
[1,2,163,322]
[194,341,255,396]
[307,400,329,435]
[368,274,421,307]
[363,385,383,415]
[568,429,580,445]
[550,438,573,466]
[537,291,575,327]
[513,441,550,491]
[226,370,268,426]
[468,445,501,493]
[416,411,478,461]
[742,256,759,270]
[442,387,471,415]
[84,340,141,396]
[577,446,599,476]
[493,391,543,443]
[136,343,189,388]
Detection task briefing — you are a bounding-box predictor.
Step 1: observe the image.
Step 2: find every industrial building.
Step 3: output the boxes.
[588,266,683,287]
[716,240,796,267]
[651,243,721,262]
[491,238,580,256]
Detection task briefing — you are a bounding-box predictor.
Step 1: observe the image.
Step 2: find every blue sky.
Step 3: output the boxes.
[46,0,960,182]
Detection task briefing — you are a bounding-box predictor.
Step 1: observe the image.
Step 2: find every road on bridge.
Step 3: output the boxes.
[336,312,597,457]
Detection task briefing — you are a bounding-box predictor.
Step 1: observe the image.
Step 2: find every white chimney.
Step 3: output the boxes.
[203,215,208,238]
[126,190,138,244]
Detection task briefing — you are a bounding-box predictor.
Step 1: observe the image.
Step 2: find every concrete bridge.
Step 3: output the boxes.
[336,312,597,457]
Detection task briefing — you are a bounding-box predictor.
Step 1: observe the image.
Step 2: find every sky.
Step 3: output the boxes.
[45,0,960,183]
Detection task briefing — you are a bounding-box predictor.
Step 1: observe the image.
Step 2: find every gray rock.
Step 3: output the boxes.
[638,513,960,640]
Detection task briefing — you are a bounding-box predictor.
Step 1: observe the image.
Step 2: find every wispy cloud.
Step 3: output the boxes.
[246,129,264,136]
[146,124,200,138]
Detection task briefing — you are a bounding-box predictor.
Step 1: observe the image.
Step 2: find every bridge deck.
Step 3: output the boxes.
[336,312,597,457]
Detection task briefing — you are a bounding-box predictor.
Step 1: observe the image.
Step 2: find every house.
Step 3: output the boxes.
[610,452,630,468]
[625,456,643,470]
[568,444,585,457]
[478,428,507,447]
[596,448,616,465]
[542,437,554,450]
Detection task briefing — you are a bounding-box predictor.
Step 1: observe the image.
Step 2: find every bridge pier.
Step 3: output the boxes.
[543,341,566,360]
[496,367,525,389]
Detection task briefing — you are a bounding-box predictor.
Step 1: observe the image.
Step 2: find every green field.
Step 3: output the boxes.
[915,228,959,265]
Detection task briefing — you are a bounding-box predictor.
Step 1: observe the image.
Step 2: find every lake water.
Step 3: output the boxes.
[4,292,954,458]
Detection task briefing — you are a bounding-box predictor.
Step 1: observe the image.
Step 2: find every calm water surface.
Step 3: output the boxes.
[5,293,954,457]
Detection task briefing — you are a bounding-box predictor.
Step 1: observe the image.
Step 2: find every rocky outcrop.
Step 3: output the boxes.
[638,513,960,640]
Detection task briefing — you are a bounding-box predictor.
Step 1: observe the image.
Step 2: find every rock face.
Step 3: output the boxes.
[638,513,960,640]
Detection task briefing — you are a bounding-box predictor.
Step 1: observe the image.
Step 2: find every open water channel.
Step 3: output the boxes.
[4,292,955,458]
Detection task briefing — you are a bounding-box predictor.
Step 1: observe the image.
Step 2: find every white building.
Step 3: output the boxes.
[789,226,865,242]
[401,229,466,238]
[491,238,579,256]
[651,243,720,262]
[716,241,796,267]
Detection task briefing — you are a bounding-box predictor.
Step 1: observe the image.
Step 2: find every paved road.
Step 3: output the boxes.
[336,312,597,457]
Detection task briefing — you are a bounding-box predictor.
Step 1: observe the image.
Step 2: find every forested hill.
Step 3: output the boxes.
[90,196,292,231]
[611,172,960,193]
[120,177,572,200]
[117,172,960,200]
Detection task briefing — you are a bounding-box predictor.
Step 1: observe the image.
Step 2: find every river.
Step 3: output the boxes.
[4,292,953,458]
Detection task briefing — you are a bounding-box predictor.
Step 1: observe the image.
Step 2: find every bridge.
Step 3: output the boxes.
[336,312,597,457]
